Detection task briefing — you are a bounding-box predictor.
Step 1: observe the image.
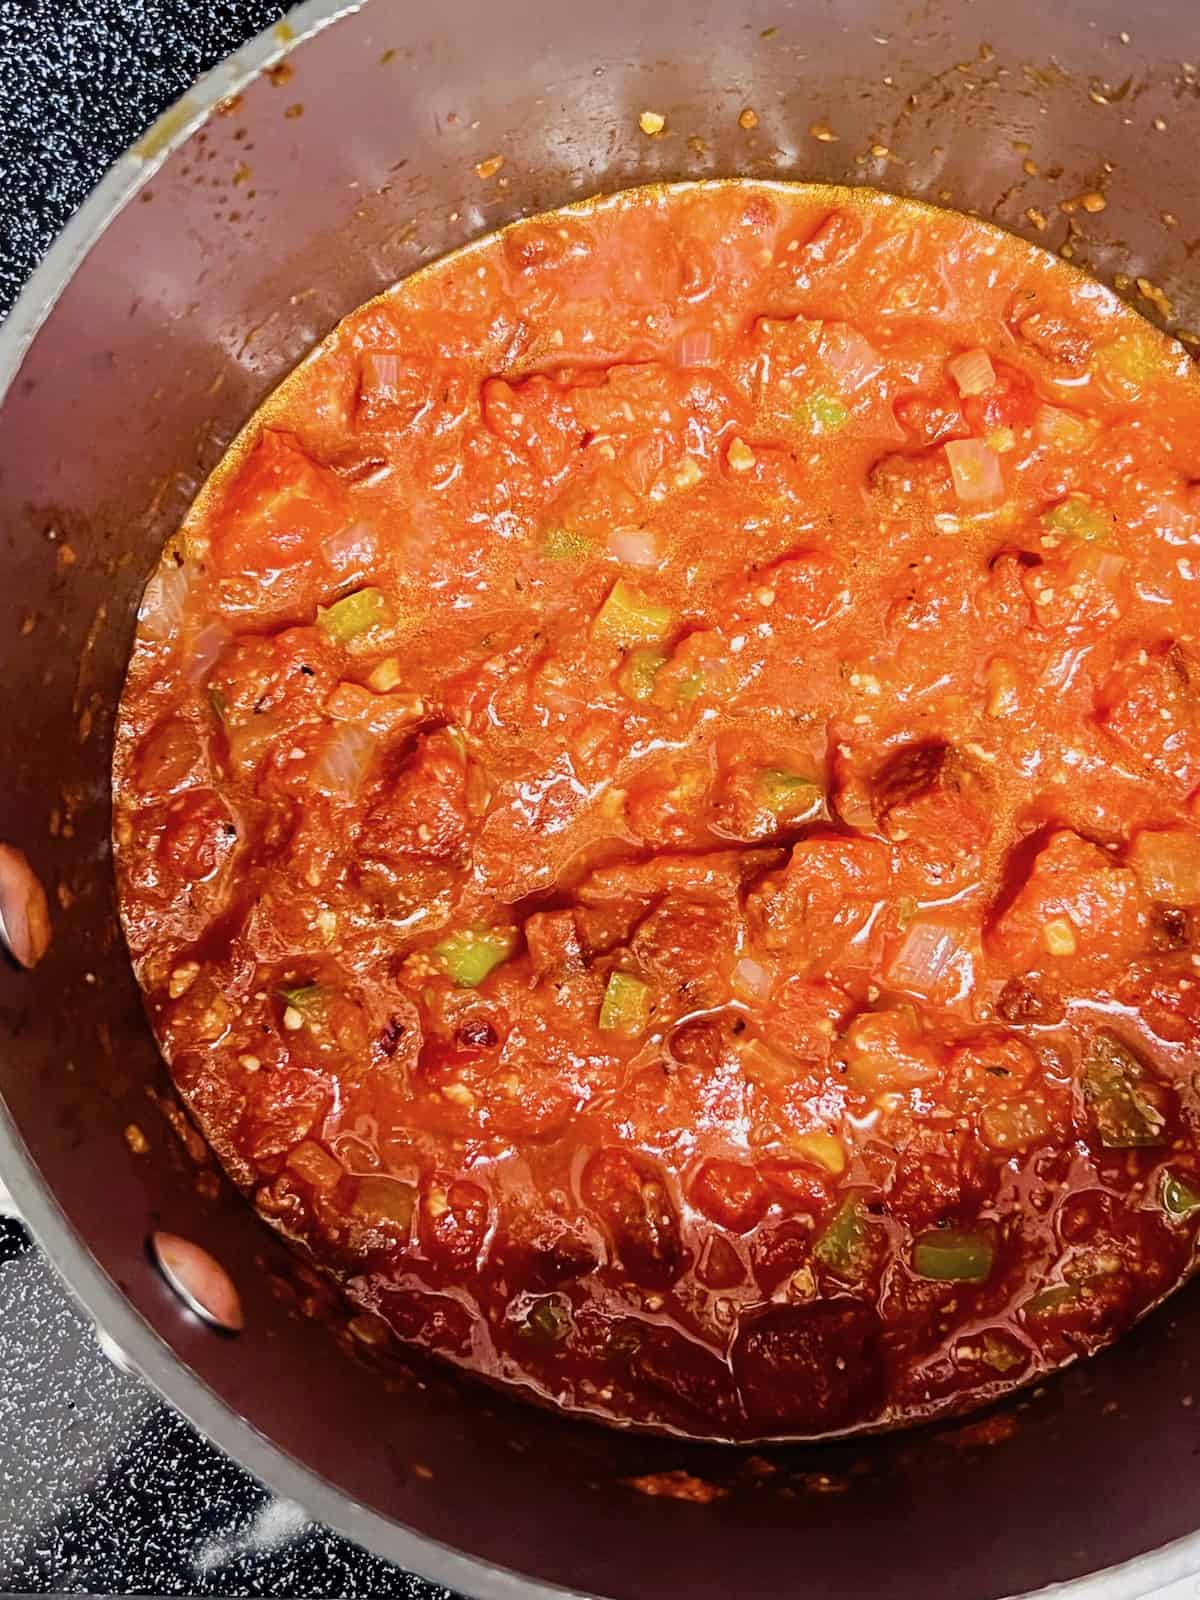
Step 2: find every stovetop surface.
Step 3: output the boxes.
[1,5,450,1593]
[0,1219,451,1596]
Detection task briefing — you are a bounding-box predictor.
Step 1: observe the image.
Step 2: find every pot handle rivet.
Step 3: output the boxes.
[150,1230,244,1333]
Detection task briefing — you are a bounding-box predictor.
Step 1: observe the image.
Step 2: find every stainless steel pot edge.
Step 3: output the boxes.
[0,5,1197,1597]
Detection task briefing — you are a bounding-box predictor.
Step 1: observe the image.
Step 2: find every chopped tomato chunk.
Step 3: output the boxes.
[210,429,347,577]
[989,829,1149,971]
[747,834,891,962]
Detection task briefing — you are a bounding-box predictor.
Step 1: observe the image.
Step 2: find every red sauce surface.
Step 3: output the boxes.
[114,181,1200,1441]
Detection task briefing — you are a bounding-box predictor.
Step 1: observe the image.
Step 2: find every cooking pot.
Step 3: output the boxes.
[3,2,1200,1594]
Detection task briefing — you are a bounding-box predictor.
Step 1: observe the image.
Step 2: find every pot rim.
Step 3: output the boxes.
[0,4,1198,1597]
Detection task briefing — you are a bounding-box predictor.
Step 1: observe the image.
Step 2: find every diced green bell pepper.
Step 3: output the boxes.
[1023,1282,1080,1318]
[594,580,674,648]
[913,1228,994,1283]
[672,669,706,706]
[433,927,518,988]
[280,983,327,1014]
[755,768,825,820]
[599,970,652,1035]
[318,586,390,643]
[1161,1169,1200,1220]
[1041,496,1113,543]
[813,1196,871,1279]
[207,687,228,724]
[1083,1031,1168,1148]
[351,1175,417,1231]
[799,390,849,435]
[618,646,669,703]
[521,1296,573,1343]
[541,527,590,563]
[1100,333,1162,386]
[278,983,329,1030]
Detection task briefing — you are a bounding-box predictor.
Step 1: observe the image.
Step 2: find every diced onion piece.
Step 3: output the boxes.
[944,438,1004,506]
[913,1228,994,1282]
[351,1174,417,1231]
[539,679,587,717]
[139,557,192,643]
[946,347,996,397]
[986,657,1019,718]
[1064,543,1126,595]
[361,351,401,398]
[886,916,971,993]
[1041,917,1077,956]
[1033,404,1090,447]
[607,526,661,568]
[318,586,390,643]
[593,579,674,647]
[185,620,232,685]
[313,722,377,798]
[599,970,652,1035]
[433,926,518,988]
[676,330,714,367]
[287,1140,344,1192]
[737,1036,791,1086]
[1089,549,1127,586]
[1129,828,1200,905]
[0,842,51,969]
[790,1131,846,1174]
[323,520,378,571]
[731,956,773,1000]
[366,656,403,693]
[821,324,882,392]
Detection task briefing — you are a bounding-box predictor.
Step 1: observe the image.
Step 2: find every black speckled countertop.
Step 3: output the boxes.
[0,1215,451,1595]
[0,5,452,1594]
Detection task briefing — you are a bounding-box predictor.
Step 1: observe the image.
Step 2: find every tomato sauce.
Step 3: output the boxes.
[114,181,1200,1441]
